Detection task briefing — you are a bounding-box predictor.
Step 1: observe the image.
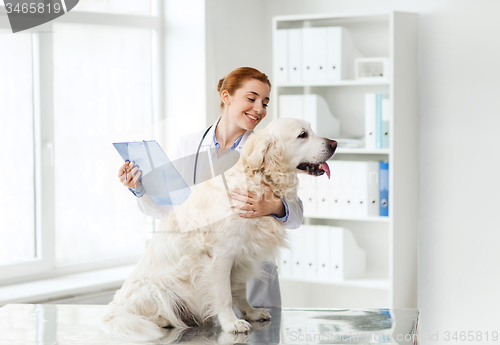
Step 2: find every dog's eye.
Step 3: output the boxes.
[298,132,308,139]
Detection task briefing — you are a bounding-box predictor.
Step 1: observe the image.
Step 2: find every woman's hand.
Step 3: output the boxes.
[230,182,286,218]
[118,161,142,189]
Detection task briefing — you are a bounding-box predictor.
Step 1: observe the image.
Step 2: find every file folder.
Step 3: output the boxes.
[113,140,191,206]
[316,177,331,217]
[301,27,316,83]
[379,161,389,217]
[302,27,328,83]
[288,28,302,83]
[376,94,389,149]
[278,94,340,139]
[303,226,318,280]
[327,27,341,81]
[274,29,288,84]
[303,94,340,139]
[298,174,317,218]
[365,93,377,149]
[340,161,356,218]
[381,97,391,149]
[353,161,380,218]
[290,226,307,279]
[279,236,293,278]
[329,161,344,218]
[329,227,366,281]
[327,27,363,81]
[316,225,331,281]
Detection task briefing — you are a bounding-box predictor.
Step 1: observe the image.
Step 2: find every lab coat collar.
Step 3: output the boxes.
[201,116,253,151]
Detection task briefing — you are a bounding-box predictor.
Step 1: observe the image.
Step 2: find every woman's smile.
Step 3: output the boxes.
[245,113,259,122]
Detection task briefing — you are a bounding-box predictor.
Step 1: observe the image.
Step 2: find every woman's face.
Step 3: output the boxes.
[223,79,270,131]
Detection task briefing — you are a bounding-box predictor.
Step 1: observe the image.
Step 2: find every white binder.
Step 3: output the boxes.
[381,97,391,149]
[365,93,377,149]
[327,27,363,81]
[303,225,317,280]
[301,27,315,83]
[273,29,288,84]
[329,161,344,218]
[302,27,328,83]
[327,27,341,81]
[287,28,302,83]
[316,225,331,281]
[316,177,331,217]
[278,232,293,278]
[303,94,340,139]
[312,27,328,82]
[329,227,366,281]
[353,161,380,218]
[298,174,317,218]
[278,95,303,120]
[279,94,340,140]
[290,225,307,279]
[339,161,356,218]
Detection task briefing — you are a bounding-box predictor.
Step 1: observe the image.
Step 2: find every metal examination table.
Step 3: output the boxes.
[0,304,419,344]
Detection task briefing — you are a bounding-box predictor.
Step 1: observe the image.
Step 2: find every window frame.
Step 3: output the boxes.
[0,1,165,285]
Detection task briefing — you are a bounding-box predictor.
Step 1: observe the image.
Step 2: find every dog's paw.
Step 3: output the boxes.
[217,331,250,344]
[221,319,251,333]
[243,308,271,322]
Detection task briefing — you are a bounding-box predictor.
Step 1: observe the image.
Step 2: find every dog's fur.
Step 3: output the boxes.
[100,118,336,341]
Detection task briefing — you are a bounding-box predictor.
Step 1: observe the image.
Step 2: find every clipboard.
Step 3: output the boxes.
[113,140,191,206]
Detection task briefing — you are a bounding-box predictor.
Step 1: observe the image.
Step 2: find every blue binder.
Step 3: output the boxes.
[379,161,389,217]
[113,140,191,206]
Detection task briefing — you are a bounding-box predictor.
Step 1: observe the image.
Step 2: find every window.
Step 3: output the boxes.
[0,30,35,266]
[0,1,163,282]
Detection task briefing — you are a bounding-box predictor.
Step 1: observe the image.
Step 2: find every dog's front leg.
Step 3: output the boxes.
[231,282,271,322]
[211,259,251,333]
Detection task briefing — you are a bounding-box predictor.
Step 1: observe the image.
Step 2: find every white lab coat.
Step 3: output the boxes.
[134,116,304,307]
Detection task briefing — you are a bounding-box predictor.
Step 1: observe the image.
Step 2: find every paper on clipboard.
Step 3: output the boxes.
[113,140,191,206]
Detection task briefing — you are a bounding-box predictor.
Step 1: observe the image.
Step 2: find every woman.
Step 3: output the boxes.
[117,67,304,308]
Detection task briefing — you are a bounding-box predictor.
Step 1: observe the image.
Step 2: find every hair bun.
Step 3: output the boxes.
[217,77,225,92]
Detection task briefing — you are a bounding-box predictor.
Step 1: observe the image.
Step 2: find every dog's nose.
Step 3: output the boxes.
[330,140,337,151]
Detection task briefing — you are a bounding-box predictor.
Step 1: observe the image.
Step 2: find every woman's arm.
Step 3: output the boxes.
[231,185,304,230]
[135,191,175,220]
[276,197,304,230]
[120,138,187,220]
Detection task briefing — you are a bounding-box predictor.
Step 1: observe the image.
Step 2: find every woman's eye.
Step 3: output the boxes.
[263,104,269,108]
[247,98,255,102]
[298,132,308,138]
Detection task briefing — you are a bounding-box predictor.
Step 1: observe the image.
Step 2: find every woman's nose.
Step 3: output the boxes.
[253,101,264,114]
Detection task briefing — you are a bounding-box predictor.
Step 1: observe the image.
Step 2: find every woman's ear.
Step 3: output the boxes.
[221,90,231,106]
[242,132,272,170]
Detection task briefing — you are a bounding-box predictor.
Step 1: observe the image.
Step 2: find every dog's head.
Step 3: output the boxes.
[241,118,337,185]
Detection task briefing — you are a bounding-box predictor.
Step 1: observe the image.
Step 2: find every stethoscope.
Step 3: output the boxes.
[193,125,213,185]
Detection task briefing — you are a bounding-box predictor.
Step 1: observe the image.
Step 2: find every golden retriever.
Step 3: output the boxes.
[100,118,337,341]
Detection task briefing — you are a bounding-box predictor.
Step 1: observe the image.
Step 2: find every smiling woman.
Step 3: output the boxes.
[216,69,271,151]
[120,67,305,309]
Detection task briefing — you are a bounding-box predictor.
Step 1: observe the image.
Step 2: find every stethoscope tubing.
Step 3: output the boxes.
[193,125,213,185]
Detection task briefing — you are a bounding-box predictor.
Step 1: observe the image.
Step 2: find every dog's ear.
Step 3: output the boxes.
[243,132,272,170]
[264,139,286,174]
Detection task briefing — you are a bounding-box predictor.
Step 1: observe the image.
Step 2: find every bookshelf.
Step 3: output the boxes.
[272,11,418,309]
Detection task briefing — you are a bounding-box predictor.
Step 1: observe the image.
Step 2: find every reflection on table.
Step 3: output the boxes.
[0,304,419,344]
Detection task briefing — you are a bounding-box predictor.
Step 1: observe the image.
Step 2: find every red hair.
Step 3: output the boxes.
[217,67,272,109]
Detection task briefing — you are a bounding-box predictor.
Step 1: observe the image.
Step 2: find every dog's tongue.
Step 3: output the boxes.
[320,162,331,179]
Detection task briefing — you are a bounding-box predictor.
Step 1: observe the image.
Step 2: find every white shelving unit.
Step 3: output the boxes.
[272,11,418,309]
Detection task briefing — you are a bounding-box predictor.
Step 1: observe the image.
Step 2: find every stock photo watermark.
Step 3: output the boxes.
[4,0,79,33]
[286,330,499,343]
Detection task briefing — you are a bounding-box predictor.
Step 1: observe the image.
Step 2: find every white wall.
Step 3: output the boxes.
[205,0,270,125]
[207,0,500,343]
[163,0,207,157]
